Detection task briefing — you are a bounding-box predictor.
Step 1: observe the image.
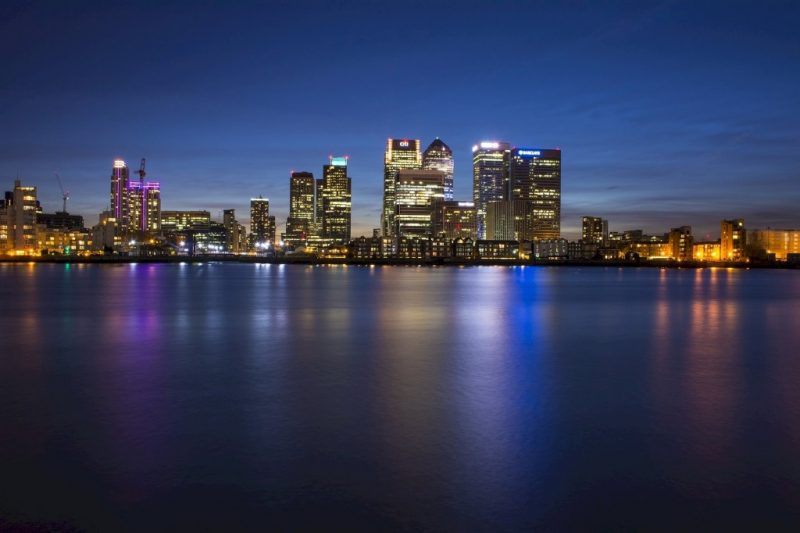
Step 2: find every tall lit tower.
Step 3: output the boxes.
[110,159,130,232]
[383,139,421,236]
[509,148,562,240]
[394,169,445,238]
[250,196,271,244]
[472,141,510,239]
[286,172,315,245]
[322,156,352,244]
[126,159,161,237]
[422,138,454,201]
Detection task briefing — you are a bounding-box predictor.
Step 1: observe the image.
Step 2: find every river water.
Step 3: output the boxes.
[1,263,799,530]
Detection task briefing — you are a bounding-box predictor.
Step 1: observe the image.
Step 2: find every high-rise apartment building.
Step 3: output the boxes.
[472,141,511,238]
[110,158,161,238]
[127,181,161,236]
[394,169,445,238]
[422,138,454,201]
[322,156,352,244]
[509,148,561,240]
[0,180,39,253]
[582,216,608,245]
[250,196,272,244]
[285,172,315,245]
[383,139,422,236]
[110,159,130,231]
[223,209,247,253]
[721,219,746,261]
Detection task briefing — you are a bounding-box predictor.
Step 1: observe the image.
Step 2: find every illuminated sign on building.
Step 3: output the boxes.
[399,141,409,147]
[480,142,500,150]
[330,156,348,166]
[458,202,475,207]
[517,149,541,157]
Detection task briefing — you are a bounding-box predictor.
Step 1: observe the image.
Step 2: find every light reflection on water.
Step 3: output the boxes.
[0,263,799,530]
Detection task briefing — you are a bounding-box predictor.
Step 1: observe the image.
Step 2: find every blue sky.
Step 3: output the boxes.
[1,0,798,239]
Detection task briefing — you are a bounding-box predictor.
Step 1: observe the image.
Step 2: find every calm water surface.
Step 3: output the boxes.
[1,263,799,531]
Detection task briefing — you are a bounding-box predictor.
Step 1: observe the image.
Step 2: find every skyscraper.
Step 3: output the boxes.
[322,156,351,244]
[509,148,562,240]
[394,169,445,238]
[383,139,422,236]
[472,141,510,239]
[110,159,130,232]
[312,177,324,239]
[285,172,315,245]
[250,196,271,244]
[127,181,161,236]
[422,138,454,201]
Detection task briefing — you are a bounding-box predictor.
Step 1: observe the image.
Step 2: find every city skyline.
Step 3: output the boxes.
[2,2,798,240]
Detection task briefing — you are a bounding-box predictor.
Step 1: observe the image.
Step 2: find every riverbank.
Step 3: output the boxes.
[0,255,796,269]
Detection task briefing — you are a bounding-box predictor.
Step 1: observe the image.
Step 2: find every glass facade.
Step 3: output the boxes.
[383,139,421,236]
[395,169,445,238]
[422,138,454,201]
[322,156,351,244]
[285,172,315,245]
[509,148,561,240]
[472,141,510,239]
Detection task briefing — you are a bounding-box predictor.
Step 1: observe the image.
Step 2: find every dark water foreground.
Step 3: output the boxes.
[1,263,799,531]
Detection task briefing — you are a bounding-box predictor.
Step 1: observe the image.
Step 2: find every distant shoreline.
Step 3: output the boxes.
[0,255,796,270]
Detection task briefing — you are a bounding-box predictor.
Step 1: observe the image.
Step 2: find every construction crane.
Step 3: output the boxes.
[54,172,69,213]
[137,158,146,183]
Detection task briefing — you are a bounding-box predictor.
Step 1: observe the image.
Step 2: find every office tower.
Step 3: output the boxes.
[0,180,39,253]
[422,138,454,201]
[161,211,211,232]
[485,200,531,241]
[749,228,800,260]
[285,171,315,245]
[720,219,746,261]
[472,141,511,238]
[509,148,562,240]
[127,181,161,236]
[383,138,422,236]
[312,177,324,237]
[110,159,130,232]
[394,169,445,238]
[582,216,608,245]
[250,196,271,244]
[436,201,477,240]
[322,156,352,243]
[668,226,693,260]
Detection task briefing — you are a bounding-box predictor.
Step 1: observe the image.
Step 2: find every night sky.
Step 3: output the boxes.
[2,0,798,239]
